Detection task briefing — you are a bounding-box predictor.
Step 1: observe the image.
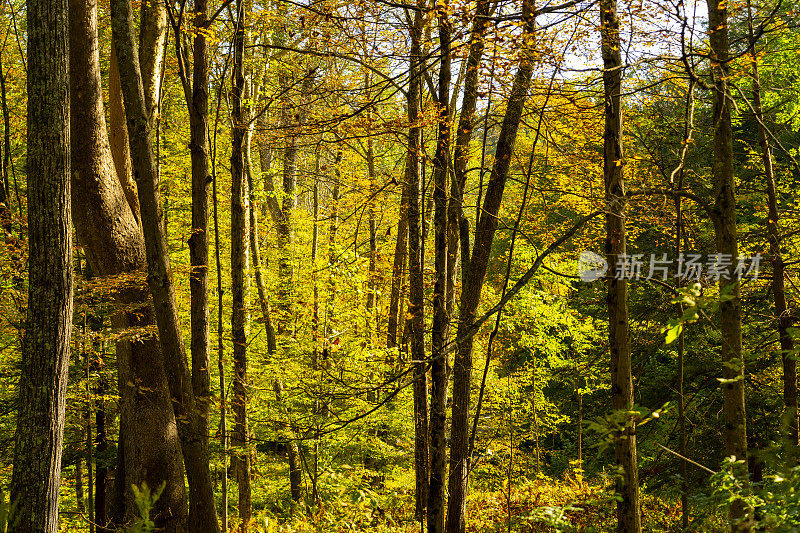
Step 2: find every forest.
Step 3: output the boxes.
[1,0,799,530]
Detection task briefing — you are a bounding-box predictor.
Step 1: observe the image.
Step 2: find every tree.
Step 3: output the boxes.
[446,1,537,530]
[600,0,642,528]
[9,0,72,530]
[707,0,749,528]
[110,0,218,529]
[69,0,188,528]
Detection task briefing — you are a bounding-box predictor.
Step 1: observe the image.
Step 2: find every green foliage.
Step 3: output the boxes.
[126,482,166,533]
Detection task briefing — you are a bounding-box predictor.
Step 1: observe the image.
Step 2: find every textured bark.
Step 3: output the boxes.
[138,0,167,123]
[445,3,536,531]
[600,0,642,529]
[707,0,749,528]
[109,44,140,223]
[230,0,252,526]
[427,3,453,531]
[172,0,220,527]
[407,1,429,521]
[9,2,72,530]
[69,1,188,529]
[110,0,218,530]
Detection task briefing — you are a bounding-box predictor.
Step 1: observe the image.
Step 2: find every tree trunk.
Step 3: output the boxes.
[387,166,409,350]
[110,0,219,530]
[138,0,167,124]
[9,0,72,529]
[173,0,221,527]
[600,0,642,529]
[95,365,109,532]
[427,3,453,530]
[69,1,188,529]
[109,43,140,223]
[707,0,749,529]
[445,3,536,531]
[230,0,252,526]
[746,1,797,455]
[407,1,429,521]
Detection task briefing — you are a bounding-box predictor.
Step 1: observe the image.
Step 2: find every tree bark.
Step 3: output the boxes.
[707,0,749,529]
[69,1,189,529]
[110,0,219,530]
[600,0,642,529]
[445,2,536,531]
[407,0,429,521]
[170,0,221,527]
[230,0,252,527]
[9,0,72,529]
[427,2,453,530]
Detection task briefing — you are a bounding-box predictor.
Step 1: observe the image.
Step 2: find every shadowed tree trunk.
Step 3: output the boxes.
[407,0,429,521]
[445,2,536,531]
[600,0,642,529]
[387,165,409,350]
[230,0,252,527]
[427,0,454,529]
[9,0,72,529]
[69,0,187,529]
[707,0,749,529]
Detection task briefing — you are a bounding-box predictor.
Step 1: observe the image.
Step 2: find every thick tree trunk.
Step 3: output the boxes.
[427,3,453,530]
[600,0,642,530]
[407,2,429,521]
[110,0,219,530]
[230,0,252,527]
[9,0,72,530]
[445,3,536,531]
[69,0,188,529]
[706,0,749,529]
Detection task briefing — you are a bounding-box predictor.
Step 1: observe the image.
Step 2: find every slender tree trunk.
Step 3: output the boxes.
[111,0,219,530]
[407,1,429,521]
[212,121,229,532]
[366,131,378,336]
[445,3,536,531]
[95,365,108,532]
[707,0,749,529]
[387,167,410,350]
[427,2,453,530]
[600,0,642,530]
[173,0,221,527]
[230,0,252,526]
[9,0,72,529]
[746,1,797,455]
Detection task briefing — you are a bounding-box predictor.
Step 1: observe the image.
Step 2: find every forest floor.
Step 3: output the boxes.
[55,459,728,532]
